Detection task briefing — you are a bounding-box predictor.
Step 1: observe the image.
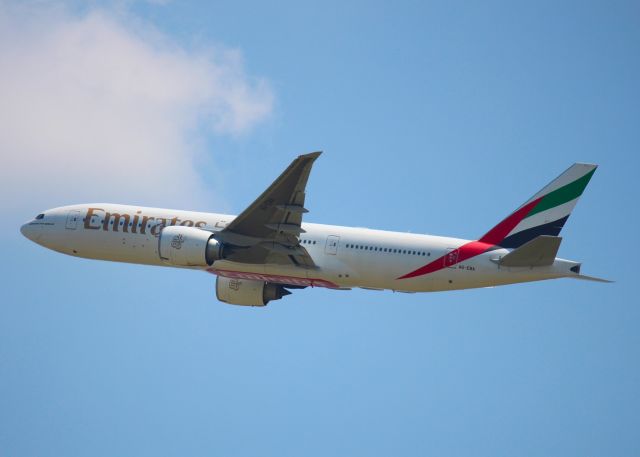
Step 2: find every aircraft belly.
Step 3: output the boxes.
[72,229,162,265]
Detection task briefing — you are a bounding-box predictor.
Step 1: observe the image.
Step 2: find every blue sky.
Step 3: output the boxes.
[1,1,639,456]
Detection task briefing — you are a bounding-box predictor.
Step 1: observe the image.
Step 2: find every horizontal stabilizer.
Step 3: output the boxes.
[499,235,562,267]
[572,274,614,283]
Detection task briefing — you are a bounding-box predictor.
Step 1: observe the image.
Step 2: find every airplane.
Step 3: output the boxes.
[20,152,610,306]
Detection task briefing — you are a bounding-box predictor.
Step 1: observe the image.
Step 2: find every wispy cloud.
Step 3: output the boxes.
[0,3,273,212]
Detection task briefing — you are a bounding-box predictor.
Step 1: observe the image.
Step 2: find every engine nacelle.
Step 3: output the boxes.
[158,226,223,266]
[216,276,291,306]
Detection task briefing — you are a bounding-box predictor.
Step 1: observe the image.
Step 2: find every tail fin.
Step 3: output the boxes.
[479,163,597,248]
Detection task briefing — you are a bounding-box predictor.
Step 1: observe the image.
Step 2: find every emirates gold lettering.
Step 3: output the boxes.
[140,215,154,235]
[151,218,167,236]
[85,208,206,237]
[132,211,141,234]
[84,207,104,230]
[103,212,131,232]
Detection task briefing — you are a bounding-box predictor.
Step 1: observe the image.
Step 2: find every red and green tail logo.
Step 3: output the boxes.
[398,163,597,280]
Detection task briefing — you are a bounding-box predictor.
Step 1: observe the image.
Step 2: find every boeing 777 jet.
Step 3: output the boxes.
[21,152,609,306]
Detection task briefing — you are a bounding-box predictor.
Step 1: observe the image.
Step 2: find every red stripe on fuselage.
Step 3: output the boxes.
[397,240,494,280]
[478,197,542,245]
[398,197,542,280]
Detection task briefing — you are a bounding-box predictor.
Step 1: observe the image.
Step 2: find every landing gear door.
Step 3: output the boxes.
[65,210,81,230]
[325,235,340,255]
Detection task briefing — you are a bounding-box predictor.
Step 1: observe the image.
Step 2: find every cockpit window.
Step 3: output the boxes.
[35,213,44,220]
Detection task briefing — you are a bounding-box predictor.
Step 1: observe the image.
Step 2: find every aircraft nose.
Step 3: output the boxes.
[20,222,39,242]
[21,222,31,239]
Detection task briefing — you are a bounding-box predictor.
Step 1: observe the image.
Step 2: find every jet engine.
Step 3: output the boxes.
[158,226,223,266]
[216,276,291,306]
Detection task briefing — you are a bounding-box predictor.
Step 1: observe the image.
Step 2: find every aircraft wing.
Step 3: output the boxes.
[213,151,321,267]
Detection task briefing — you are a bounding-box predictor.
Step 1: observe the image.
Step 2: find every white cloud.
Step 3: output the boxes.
[0,3,273,212]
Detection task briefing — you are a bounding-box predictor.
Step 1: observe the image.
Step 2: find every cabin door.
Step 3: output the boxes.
[325,235,340,255]
[65,210,81,230]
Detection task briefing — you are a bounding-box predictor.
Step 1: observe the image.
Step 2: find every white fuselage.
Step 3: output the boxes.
[21,204,580,292]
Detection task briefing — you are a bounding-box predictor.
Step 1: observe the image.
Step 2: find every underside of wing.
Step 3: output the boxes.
[213,152,322,267]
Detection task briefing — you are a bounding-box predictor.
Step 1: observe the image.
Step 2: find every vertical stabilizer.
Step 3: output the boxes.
[479,163,597,248]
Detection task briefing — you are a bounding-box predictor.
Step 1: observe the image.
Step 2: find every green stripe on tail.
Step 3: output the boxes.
[525,168,596,218]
